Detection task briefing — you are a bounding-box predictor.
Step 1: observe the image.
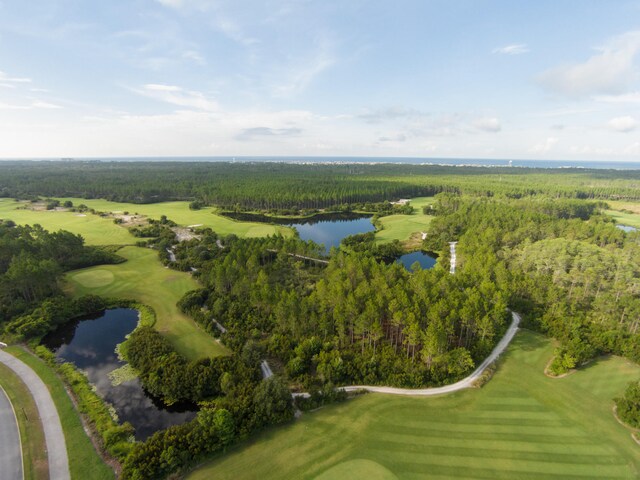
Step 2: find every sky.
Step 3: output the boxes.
[0,0,639,160]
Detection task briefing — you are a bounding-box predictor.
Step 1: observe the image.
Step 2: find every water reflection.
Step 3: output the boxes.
[42,308,196,440]
[289,217,375,254]
[397,251,437,271]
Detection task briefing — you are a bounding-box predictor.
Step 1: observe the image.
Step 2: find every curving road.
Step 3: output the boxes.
[0,385,23,480]
[294,311,520,398]
[0,349,70,480]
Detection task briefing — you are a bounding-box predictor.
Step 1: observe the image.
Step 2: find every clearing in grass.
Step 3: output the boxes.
[64,246,229,360]
[4,346,114,480]
[188,330,640,480]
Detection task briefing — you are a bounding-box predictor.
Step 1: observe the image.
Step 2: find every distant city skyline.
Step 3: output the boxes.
[0,0,639,160]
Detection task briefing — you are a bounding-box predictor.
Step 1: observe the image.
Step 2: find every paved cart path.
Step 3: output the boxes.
[294,311,520,398]
[0,349,70,480]
[0,385,23,480]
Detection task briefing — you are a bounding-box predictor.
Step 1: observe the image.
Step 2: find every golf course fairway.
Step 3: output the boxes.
[0,198,136,245]
[64,246,229,360]
[188,330,640,479]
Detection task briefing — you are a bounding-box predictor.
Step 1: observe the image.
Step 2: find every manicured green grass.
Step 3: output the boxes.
[606,210,640,229]
[4,346,114,480]
[188,330,640,480]
[64,246,229,360]
[375,197,435,245]
[0,198,136,245]
[602,200,640,229]
[56,197,292,238]
[0,363,48,480]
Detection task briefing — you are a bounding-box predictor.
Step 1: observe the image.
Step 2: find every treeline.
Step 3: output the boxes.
[423,194,640,373]
[175,232,508,389]
[1,162,639,211]
[0,220,123,333]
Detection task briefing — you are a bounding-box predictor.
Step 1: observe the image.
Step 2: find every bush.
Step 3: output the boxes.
[615,381,640,428]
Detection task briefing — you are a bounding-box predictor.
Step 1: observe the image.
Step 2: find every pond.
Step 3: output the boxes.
[397,251,437,271]
[42,308,196,440]
[617,224,638,233]
[223,211,375,254]
[289,216,375,254]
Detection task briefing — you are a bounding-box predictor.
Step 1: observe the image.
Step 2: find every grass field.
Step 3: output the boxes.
[603,200,640,229]
[64,246,229,360]
[56,197,292,238]
[188,330,640,480]
[0,363,48,480]
[375,197,435,245]
[0,198,136,245]
[4,346,114,480]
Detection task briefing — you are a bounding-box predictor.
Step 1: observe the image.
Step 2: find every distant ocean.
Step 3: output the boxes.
[10,156,640,170]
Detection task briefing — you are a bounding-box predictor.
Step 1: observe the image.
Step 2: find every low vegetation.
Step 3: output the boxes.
[34,345,135,461]
[616,381,640,429]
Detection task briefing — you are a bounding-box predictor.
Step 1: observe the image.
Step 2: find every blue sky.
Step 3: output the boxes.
[0,0,639,160]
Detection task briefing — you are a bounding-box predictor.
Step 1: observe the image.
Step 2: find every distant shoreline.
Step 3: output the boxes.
[1,156,640,170]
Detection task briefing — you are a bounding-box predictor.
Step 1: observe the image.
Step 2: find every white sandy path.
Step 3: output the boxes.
[294,311,520,398]
[0,349,70,480]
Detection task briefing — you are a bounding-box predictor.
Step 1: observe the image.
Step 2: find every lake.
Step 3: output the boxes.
[617,224,638,232]
[222,212,375,254]
[289,216,375,254]
[397,251,437,271]
[42,308,196,440]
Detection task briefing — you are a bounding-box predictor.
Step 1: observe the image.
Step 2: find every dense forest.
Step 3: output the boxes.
[423,194,640,373]
[173,233,508,389]
[1,161,639,210]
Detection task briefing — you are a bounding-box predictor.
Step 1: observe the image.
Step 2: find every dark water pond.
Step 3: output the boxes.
[42,308,196,440]
[397,251,437,271]
[223,211,375,254]
[290,216,375,254]
[617,224,638,232]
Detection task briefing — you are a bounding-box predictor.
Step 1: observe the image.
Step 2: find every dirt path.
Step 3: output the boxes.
[0,349,70,480]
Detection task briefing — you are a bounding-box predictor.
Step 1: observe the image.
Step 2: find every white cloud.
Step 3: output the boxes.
[0,102,30,110]
[214,17,259,46]
[137,84,219,111]
[623,142,640,155]
[182,50,206,65]
[492,44,529,55]
[538,31,640,97]
[530,137,558,154]
[608,116,637,132]
[0,70,32,83]
[594,91,640,104]
[31,101,62,109]
[271,38,336,97]
[156,0,186,7]
[473,117,501,132]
